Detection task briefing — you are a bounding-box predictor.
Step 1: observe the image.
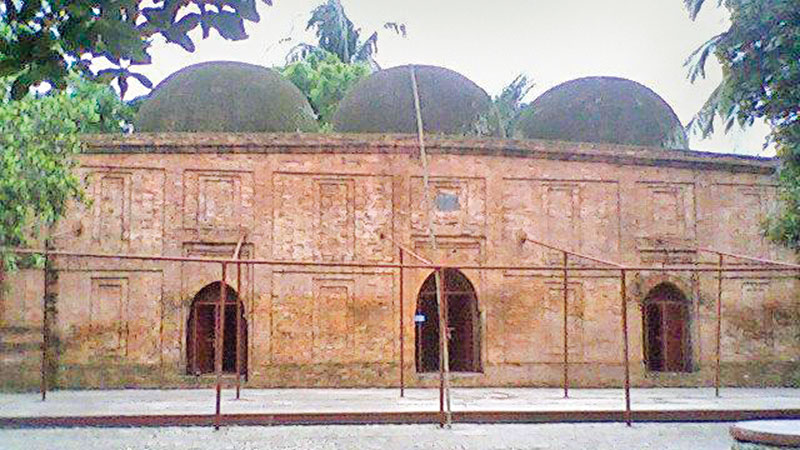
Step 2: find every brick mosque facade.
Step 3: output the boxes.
[1,132,798,390]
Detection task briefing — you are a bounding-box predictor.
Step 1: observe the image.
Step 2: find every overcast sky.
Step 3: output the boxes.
[127,0,774,156]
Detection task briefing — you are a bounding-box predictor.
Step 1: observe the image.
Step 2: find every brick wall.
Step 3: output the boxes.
[1,133,797,390]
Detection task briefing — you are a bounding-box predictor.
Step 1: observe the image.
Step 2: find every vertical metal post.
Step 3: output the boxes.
[562,251,569,399]
[192,293,198,375]
[235,261,242,400]
[214,263,227,431]
[40,247,50,402]
[399,249,405,397]
[620,269,631,427]
[442,269,452,426]
[437,269,444,426]
[716,253,723,397]
[435,268,451,427]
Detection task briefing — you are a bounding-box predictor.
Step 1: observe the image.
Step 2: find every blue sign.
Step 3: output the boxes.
[414,314,426,323]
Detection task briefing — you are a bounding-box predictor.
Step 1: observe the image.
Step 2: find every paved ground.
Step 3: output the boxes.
[0,422,737,449]
[1,387,798,417]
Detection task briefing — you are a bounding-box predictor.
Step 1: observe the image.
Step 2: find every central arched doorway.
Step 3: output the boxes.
[643,282,691,372]
[186,282,248,376]
[415,269,481,373]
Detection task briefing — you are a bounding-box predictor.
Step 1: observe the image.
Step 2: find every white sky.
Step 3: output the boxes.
[126,0,774,156]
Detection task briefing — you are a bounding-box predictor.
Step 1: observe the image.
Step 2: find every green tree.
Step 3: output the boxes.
[0,0,275,99]
[684,0,800,249]
[493,74,534,138]
[0,77,131,270]
[280,51,369,128]
[285,0,405,66]
[66,75,137,133]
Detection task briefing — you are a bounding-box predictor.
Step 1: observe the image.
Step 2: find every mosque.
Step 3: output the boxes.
[0,61,797,390]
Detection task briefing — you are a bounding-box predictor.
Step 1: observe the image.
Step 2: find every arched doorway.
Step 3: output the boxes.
[415,269,481,373]
[643,283,691,372]
[186,282,248,376]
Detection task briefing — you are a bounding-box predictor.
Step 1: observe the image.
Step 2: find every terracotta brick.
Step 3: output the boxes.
[1,132,797,390]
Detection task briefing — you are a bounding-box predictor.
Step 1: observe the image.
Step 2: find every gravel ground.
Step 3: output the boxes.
[0,423,734,450]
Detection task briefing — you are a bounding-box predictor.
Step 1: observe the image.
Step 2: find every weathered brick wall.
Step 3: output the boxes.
[1,133,798,390]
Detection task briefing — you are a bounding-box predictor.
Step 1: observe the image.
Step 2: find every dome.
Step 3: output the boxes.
[135,61,318,133]
[513,77,688,149]
[332,65,500,136]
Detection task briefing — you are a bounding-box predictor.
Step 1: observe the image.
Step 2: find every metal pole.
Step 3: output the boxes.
[40,246,51,402]
[435,268,452,427]
[399,249,405,397]
[437,269,444,426]
[563,251,569,399]
[192,301,198,375]
[443,270,452,426]
[235,261,242,400]
[214,263,227,430]
[620,269,631,427]
[716,253,723,397]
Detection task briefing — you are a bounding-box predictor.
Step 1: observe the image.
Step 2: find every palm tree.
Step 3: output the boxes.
[493,74,535,137]
[285,0,405,68]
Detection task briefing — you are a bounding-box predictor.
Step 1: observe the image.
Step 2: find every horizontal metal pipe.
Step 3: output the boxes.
[7,248,800,272]
[3,408,800,428]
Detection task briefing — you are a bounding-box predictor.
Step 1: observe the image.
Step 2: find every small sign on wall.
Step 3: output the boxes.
[414,314,426,323]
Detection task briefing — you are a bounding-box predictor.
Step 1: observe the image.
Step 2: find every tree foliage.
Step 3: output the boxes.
[493,74,534,137]
[0,0,274,99]
[280,50,368,128]
[0,77,131,270]
[684,0,800,250]
[285,0,405,66]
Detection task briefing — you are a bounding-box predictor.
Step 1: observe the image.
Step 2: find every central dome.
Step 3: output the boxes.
[332,65,500,137]
[135,61,317,133]
[513,77,688,149]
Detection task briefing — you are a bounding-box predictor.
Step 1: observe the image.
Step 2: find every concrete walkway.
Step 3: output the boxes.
[2,388,799,418]
[0,423,740,450]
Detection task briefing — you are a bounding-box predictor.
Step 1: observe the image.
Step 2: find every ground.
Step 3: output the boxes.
[0,423,734,450]
[3,388,799,416]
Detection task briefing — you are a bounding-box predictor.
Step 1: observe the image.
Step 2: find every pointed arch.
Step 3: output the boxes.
[415,269,481,373]
[186,282,248,376]
[643,282,691,372]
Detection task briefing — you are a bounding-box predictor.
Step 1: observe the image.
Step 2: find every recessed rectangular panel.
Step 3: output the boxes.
[199,177,237,228]
[273,173,393,262]
[90,277,129,355]
[271,273,313,363]
[316,180,355,261]
[313,281,353,362]
[652,189,680,237]
[502,178,619,265]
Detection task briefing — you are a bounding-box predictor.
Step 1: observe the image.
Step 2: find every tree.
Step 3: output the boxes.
[684,0,800,249]
[279,51,369,128]
[493,74,534,138]
[284,0,405,66]
[0,76,131,270]
[0,0,274,99]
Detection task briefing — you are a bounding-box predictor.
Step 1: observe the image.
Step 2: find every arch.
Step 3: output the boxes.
[633,273,693,305]
[415,269,481,373]
[642,282,691,372]
[186,282,248,376]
